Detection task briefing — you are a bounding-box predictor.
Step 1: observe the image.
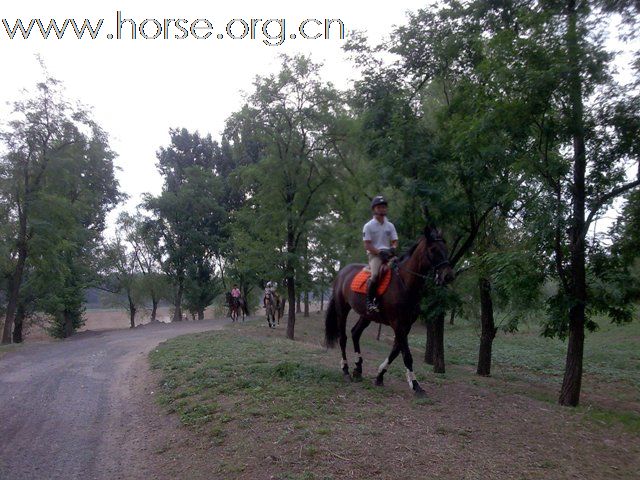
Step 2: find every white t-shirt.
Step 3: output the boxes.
[362,217,398,250]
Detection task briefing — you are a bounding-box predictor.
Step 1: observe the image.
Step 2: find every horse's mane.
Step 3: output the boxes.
[398,237,424,263]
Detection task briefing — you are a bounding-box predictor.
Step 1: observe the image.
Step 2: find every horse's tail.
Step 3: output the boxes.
[324,295,339,348]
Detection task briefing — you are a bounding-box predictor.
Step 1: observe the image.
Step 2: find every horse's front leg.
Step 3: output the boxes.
[265,305,272,328]
[375,338,402,387]
[399,334,426,398]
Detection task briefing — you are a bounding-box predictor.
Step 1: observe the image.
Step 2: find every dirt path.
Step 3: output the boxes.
[0,319,227,480]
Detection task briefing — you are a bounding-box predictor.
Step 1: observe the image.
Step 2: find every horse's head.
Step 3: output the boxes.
[424,225,455,286]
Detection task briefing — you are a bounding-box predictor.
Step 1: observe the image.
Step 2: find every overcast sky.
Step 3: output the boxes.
[1,1,636,238]
[1,0,435,231]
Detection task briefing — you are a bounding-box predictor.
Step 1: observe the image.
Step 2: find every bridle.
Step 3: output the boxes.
[432,259,451,271]
[396,237,450,281]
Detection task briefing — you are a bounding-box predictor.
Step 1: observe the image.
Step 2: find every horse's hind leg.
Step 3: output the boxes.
[339,329,351,381]
[336,305,352,381]
[351,316,371,381]
[375,338,402,387]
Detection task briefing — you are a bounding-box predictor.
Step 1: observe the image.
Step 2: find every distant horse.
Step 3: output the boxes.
[229,295,247,322]
[276,295,286,325]
[239,297,249,319]
[264,292,277,328]
[325,225,454,397]
[225,292,234,318]
[230,297,240,322]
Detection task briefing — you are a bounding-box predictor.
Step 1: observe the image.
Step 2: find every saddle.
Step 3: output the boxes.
[350,265,392,296]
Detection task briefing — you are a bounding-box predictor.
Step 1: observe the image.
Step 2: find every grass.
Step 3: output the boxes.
[151,314,640,433]
[148,312,640,479]
[149,329,391,431]
[579,406,640,434]
[409,316,640,390]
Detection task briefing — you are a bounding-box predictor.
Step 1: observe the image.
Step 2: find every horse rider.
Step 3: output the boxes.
[230,284,241,308]
[231,284,241,300]
[363,195,398,313]
[263,281,275,308]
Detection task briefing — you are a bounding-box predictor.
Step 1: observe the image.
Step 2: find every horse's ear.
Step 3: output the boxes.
[421,204,432,223]
[421,204,437,240]
[424,224,436,243]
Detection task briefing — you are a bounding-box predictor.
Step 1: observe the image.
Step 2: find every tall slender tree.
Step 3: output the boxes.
[226,55,345,339]
[143,128,227,322]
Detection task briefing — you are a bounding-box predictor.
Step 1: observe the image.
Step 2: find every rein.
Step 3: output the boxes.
[396,237,449,280]
[395,258,450,281]
[387,235,450,287]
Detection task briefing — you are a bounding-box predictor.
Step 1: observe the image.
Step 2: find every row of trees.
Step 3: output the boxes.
[2,0,638,408]
[345,0,640,406]
[195,0,638,407]
[0,75,122,341]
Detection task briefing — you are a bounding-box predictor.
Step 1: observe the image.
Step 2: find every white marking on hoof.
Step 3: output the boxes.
[378,358,389,374]
[341,359,348,368]
[406,370,416,388]
[354,354,362,364]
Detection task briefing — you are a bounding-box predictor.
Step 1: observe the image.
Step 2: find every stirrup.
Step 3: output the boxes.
[367,298,379,313]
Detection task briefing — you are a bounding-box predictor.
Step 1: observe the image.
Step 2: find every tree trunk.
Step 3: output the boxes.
[320,290,324,312]
[172,280,183,322]
[12,301,25,344]
[285,210,296,340]
[128,292,136,328]
[286,276,296,340]
[296,292,301,313]
[243,285,252,315]
[219,258,227,291]
[432,312,445,373]
[63,311,74,338]
[2,243,27,344]
[477,277,497,376]
[303,291,309,317]
[559,312,585,406]
[424,319,435,364]
[560,0,587,407]
[449,307,456,326]
[197,309,204,321]
[150,297,159,322]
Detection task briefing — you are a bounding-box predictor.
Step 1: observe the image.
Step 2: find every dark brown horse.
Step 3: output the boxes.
[230,296,247,322]
[325,225,454,397]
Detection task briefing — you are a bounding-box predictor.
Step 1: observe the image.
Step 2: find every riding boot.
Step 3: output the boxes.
[366,279,379,313]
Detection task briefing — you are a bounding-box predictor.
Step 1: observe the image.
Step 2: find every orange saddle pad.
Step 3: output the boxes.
[350,267,392,296]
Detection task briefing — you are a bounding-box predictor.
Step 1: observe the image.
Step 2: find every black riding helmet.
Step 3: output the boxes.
[371,195,388,209]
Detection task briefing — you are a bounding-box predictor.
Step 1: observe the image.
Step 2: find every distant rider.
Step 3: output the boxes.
[362,195,398,312]
[263,281,275,307]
